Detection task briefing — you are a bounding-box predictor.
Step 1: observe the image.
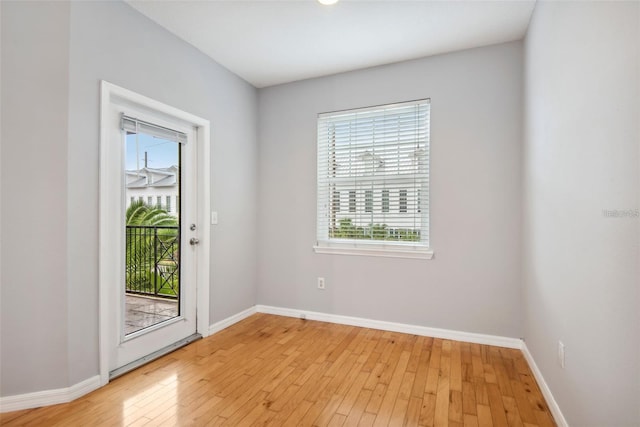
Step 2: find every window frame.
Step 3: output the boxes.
[314,99,433,260]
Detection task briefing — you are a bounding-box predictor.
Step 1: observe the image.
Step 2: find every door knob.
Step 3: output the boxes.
[189,237,200,245]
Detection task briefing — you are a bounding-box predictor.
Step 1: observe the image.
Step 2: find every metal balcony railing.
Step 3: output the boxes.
[125,225,180,299]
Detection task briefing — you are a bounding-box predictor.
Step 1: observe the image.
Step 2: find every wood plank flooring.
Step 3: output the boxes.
[0,314,556,426]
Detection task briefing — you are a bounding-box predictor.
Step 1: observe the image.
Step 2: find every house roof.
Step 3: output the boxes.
[125,166,178,189]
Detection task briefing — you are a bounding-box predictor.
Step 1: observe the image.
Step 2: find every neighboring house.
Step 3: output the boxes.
[125,166,178,216]
[329,150,426,231]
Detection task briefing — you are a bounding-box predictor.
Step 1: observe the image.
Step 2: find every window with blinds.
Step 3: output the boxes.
[316,99,431,258]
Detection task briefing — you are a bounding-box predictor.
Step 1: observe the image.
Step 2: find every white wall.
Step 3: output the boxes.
[257,42,524,337]
[1,0,258,395]
[523,1,640,425]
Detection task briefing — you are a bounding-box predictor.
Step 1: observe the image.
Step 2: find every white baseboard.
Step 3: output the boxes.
[208,306,257,335]
[0,375,101,413]
[0,306,563,425]
[521,343,568,427]
[256,305,568,423]
[255,304,522,349]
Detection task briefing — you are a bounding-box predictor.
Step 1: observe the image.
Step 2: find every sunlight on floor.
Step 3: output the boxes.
[122,373,177,424]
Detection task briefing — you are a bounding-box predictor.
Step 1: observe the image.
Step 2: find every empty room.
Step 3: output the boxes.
[1,0,638,426]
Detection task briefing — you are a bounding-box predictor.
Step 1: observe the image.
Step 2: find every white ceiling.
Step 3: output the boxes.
[126,0,536,88]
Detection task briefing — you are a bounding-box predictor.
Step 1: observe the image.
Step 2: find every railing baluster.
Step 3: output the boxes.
[153,226,158,297]
[125,224,179,300]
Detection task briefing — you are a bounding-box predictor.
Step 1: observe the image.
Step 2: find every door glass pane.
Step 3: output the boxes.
[124,130,181,335]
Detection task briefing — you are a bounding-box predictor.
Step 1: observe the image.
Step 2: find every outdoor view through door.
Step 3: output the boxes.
[124,120,182,335]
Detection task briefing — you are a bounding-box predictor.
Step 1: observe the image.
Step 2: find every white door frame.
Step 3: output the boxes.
[98,81,210,385]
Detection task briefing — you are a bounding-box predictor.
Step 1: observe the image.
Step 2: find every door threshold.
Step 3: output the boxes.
[109,333,202,380]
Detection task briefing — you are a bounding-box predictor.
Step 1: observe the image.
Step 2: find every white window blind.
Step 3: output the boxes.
[316,99,430,257]
[121,114,187,144]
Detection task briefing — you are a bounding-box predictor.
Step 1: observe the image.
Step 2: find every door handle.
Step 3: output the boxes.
[189,237,200,245]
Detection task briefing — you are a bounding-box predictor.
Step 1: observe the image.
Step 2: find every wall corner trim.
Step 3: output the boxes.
[0,375,101,413]
[255,304,522,349]
[521,343,569,427]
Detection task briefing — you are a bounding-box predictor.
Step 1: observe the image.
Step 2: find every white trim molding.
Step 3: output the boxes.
[255,305,521,349]
[313,245,434,260]
[256,305,566,424]
[209,306,257,335]
[0,376,101,413]
[521,343,569,427]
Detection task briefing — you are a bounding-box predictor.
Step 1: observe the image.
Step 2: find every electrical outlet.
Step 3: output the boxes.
[558,341,566,369]
[317,277,325,290]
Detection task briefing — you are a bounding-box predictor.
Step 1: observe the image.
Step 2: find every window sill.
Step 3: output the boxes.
[313,242,434,260]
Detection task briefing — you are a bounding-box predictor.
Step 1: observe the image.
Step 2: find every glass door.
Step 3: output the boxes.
[109,111,198,376]
[124,129,182,335]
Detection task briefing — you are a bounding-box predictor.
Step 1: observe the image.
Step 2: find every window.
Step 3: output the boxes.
[157,196,162,207]
[364,190,373,213]
[348,191,356,213]
[316,99,431,259]
[332,190,341,213]
[399,190,407,213]
[382,190,390,213]
[147,196,153,205]
[166,196,171,212]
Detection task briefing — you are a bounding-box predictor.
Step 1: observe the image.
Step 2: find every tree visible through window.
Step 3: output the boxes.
[316,99,430,251]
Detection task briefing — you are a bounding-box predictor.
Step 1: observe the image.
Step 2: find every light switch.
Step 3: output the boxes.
[211,211,218,225]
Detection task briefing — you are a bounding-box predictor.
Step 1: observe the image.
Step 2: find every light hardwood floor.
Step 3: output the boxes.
[0,314,556,426]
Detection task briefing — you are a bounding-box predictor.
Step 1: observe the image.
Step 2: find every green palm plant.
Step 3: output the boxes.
[125,201,178,296]
[126,200,177,226]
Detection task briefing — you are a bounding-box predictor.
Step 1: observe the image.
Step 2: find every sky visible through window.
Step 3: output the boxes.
[125,132,178,170]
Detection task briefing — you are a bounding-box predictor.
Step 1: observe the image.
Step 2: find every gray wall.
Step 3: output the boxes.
[1,0,258,395]
[1,1,71,396]
[523,1,640,425]
[257,42,524,338]
[5,3,638,424]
